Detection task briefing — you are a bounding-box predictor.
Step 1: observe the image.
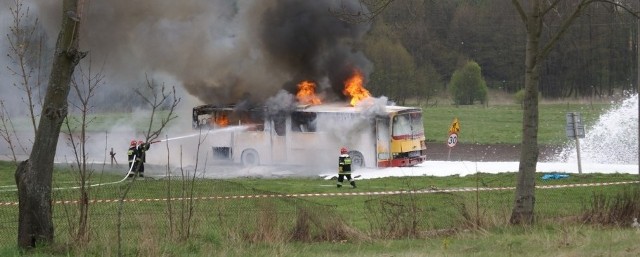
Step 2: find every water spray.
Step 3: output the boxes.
[148,125,253,144]
[556,94,638,164]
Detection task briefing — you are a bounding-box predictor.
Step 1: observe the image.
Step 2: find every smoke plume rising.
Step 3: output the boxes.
[31,0,372,106]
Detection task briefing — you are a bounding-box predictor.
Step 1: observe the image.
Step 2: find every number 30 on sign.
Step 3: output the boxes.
[447,133,458,147]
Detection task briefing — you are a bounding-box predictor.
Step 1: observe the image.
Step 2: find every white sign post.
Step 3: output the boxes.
[566,112,585,174]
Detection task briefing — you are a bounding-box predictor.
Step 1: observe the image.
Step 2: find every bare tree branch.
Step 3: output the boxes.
[61,54,104,244]
[134,74,181,143]
[0,100,28,165]
[6,0,43,135]
[512,0,528,24]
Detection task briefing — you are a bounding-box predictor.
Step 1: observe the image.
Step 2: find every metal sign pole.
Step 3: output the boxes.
[571,112,583,174]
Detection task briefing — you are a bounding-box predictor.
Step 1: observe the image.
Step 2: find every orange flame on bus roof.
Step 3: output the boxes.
[342,69,370,106]
[296,80,322,105]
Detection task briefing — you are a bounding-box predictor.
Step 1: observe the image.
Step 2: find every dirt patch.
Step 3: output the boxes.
[425,143,562,162]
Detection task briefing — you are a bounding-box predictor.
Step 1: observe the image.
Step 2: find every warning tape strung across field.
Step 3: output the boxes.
[0,180,638,207]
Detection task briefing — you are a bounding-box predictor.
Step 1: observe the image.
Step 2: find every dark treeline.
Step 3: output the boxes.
[361,0,639,104]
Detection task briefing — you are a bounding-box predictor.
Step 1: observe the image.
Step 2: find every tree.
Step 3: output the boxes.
[448,60,488,105]
[509,0,637,225]
[15,0,85,249]
[61,56,105,245]
[6,0,46,136]
[115,76,180,256]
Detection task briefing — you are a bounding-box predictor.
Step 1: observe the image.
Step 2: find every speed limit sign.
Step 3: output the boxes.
[447,133,458,147]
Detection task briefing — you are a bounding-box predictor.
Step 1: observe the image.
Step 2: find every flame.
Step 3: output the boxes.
[215,114,229,127]
[296,80,322,105]
[342,69,370,106]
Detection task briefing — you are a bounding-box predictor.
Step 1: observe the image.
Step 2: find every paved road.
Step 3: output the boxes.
[426,143,560,162]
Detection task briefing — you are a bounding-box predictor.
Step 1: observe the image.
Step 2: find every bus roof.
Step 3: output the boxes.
[192,102,421,115]
[297,103,421,114]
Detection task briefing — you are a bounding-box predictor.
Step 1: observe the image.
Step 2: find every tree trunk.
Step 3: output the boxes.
[510,0,541,225]
[15,0,84,249]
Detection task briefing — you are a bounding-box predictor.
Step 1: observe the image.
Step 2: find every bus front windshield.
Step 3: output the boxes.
[392,112,424,139]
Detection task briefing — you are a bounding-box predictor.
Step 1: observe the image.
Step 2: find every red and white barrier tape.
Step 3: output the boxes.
[0,180,638,207]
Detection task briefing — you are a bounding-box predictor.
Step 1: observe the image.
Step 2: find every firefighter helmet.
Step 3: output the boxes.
[340,147,348,154]
[130,140,136,146]
[138,140,144,145]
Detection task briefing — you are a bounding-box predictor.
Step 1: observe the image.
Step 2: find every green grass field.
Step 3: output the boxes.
[422,103,610,145]
[7,101,613,146]
[1,160,639,256]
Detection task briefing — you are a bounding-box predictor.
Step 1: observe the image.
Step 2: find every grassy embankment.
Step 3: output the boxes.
[1,162,639,256]
[422,102,610,145]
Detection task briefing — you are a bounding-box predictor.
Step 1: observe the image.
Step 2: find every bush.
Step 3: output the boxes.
[514,89,525,107]
[449,61,488,105]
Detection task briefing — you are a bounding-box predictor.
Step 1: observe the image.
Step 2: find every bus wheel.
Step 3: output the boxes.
[241,149,260,166]
[349,151,364,169]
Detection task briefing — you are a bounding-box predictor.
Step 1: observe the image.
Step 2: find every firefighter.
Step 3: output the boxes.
[136,140,151,177]
[337,147,356,188]
[127,140,138,178]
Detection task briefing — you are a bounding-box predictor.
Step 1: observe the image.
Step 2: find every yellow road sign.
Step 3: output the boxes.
[448,117,460,134]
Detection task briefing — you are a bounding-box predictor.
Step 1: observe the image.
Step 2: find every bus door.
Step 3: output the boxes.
[375,117,391,167]
[269,116,288,163]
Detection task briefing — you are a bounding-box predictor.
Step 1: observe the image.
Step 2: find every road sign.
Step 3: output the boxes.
[565,112,585,139]
[447,133,458,147]
[449,118,460,134]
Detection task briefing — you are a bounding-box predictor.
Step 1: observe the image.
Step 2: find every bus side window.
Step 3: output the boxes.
[291,112,316,133]
[274,118,286,136]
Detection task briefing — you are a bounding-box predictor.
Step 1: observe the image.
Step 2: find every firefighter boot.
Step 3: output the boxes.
[350,181,357,189]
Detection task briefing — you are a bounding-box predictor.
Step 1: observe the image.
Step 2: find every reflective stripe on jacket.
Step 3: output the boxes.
[338,154,352,174]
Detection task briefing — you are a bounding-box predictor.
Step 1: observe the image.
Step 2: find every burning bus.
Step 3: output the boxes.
[191,69,427,168]
[192,102,427,168]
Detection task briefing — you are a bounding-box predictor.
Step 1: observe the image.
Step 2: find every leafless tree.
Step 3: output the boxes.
[165,130,209,241]
[60,55,105,244]
[330,0,639,226]
[15,0,85,249]
[115,76,180,256]
[136,75,181,143]
[6,0,45,135]
[509,0,639,225]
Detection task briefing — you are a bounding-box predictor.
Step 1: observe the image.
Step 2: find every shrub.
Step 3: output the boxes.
[449,60,488,105]
[514,89,525,107]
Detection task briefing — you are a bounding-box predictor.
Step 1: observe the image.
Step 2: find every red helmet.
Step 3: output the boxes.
[340,147,348,154]
[130,140,136,146]
[138,140,144,145]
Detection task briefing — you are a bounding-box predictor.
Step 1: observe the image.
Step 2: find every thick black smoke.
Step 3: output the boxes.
[258,0,372,100]
[27,0,372,107]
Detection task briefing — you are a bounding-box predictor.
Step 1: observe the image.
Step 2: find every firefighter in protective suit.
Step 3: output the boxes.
[127,140,138,178]
[136,140,151,177]
[337,147,356,188]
